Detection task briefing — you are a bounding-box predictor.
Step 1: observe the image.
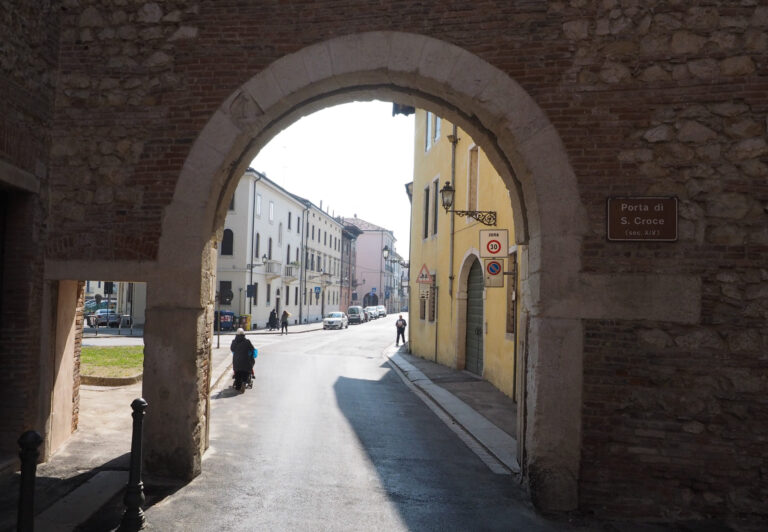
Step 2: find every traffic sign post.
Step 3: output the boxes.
[484,259,504,287]
[480,230,508,258]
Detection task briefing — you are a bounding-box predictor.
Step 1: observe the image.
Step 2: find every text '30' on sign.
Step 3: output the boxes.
[480,229,509,258]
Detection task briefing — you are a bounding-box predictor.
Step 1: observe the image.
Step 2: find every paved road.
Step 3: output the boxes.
[143,316,562,531]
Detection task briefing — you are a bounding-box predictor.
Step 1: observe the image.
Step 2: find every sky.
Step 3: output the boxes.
[251,100,415,259]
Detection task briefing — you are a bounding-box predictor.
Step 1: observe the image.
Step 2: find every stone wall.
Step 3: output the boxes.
[11,0,767,522]
[0,2,58,454]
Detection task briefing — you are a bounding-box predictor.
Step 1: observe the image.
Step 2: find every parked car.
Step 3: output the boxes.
[93,309,120,327]
[323,312,348,329]
[347,306,364,324]
[377,305,387,317]
[365,306,378,319]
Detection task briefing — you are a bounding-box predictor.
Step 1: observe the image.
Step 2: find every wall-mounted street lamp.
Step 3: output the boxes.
[439,181,497,226]
[381,245,401,265]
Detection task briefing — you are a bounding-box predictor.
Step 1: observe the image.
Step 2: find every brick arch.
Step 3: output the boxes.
[153,31,587,510]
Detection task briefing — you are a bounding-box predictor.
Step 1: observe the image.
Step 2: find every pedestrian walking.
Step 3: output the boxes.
[395,315,407,346]
[280,310,290,334]
[268,308,277,331]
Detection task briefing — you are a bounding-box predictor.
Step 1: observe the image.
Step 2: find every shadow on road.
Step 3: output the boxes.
[331,366,550,531]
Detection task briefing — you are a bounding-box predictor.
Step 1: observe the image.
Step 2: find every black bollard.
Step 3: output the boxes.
[118,398,148,531]
[17,430,43,532]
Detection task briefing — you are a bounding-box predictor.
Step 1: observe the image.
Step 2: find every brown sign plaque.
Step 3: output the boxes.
[607,197,678,242]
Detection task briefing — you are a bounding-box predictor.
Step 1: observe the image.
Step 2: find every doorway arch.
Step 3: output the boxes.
[462,257,484,376]
[150,31,587,511]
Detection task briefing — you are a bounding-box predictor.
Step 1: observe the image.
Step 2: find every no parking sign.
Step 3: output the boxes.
[484,259,504,287]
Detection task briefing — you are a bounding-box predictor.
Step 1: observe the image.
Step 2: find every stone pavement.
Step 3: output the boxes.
[0,330,530,531]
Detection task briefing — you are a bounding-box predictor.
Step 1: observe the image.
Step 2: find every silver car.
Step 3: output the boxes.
[323,312,348,329]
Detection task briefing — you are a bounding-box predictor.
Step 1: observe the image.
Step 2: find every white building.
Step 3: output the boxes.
[216,169,343,328]
[301,199,344,321]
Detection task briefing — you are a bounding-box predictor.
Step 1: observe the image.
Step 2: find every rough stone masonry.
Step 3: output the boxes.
[0,0,766,526]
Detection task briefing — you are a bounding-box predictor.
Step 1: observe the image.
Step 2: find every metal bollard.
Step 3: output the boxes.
[17,430,43,532]
[118,398,148,531]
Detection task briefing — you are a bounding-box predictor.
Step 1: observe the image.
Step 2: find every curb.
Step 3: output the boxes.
[81,374,143,386]
[385,348,520,475]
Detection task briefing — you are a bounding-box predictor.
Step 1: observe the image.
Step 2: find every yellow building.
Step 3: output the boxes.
[408,110,520,400]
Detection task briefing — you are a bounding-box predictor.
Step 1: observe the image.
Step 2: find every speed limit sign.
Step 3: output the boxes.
[480,230,508,258]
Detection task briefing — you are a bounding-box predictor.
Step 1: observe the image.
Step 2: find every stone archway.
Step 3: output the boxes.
[150,31,588,510]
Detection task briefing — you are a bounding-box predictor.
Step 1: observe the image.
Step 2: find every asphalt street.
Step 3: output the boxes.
[141,316,561,531]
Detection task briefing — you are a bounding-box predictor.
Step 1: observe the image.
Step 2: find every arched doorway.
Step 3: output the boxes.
[464,259,484,375]
[150,31,587,510]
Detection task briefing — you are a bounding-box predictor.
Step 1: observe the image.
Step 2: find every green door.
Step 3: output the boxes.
[465,259,484,375]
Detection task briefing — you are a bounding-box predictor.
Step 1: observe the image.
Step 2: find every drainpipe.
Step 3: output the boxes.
[298,203,309,324]
[448,124,458,299]
[249,173,262,318]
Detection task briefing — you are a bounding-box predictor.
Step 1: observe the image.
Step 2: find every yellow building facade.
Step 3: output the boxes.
[408,110,520,400]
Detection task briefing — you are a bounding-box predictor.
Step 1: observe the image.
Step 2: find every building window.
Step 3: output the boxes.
[269,201,274,222]
[311,254,315,271]
[220,281,232,305]
[266,284,271,304]
[506,252,517,334]
[287,244,291,264]
[423,187,430,239]
[255,233,260,258]
[256,194,262,216]
[278,223,283,245]
[295,286,298,305]
[432,179,439,235]
[434,116,441,142]
[268,237,273,259]
[468,146,479,212]
[254,283,258,306]
[296,248,300,263]
[288,212,292,230]
[221,229,233,256]
[324,232,327,246]
[425,111,433,151]
[428,281,436,322]
[297,216,301,233]
[286,286,290,305]
[312,225,315,240]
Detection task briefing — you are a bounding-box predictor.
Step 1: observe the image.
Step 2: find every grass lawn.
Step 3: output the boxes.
[81,346,144,378]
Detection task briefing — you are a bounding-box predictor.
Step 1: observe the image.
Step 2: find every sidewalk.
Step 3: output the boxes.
[0,334,521,531]
[82,320,324,339]
[385,345,520,474]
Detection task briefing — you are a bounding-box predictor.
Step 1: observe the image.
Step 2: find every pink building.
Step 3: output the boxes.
[342,216,402,312]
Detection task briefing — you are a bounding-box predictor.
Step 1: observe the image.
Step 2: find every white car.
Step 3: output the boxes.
[323,312,348,329]
[376,305,387,317]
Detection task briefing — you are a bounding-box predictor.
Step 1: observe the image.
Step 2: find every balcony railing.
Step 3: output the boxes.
[264,260,282,279]
[284,265,298,281]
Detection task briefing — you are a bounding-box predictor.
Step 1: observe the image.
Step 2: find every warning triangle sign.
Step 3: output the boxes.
[416,264,432,284]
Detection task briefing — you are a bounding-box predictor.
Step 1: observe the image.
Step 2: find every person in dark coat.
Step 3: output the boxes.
[231,328,255,390]
[268,308,278,330]
[395,315,407,346]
